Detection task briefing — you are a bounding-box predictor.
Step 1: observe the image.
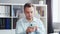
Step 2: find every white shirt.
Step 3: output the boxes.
[16,17,45,34]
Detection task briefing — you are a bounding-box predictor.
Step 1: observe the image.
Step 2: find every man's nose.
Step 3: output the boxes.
[29,13,31,16]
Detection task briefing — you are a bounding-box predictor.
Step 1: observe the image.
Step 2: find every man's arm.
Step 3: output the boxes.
[36,20,46,34]
[15,20,26,34]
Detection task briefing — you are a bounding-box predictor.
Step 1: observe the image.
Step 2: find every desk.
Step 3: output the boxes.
[50,33,59,34]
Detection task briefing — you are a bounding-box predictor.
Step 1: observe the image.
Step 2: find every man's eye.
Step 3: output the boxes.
[31,11,33,13]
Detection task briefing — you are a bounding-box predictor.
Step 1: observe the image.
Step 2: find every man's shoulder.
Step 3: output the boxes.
[17,18,25,23]
[19,18,24,21]
[34,17,40,21]
[34,17,43,23]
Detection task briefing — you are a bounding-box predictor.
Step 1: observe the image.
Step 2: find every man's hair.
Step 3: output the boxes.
[24,3,34,10]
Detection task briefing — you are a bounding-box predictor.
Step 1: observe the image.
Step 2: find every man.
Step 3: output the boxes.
[16,3,45,34]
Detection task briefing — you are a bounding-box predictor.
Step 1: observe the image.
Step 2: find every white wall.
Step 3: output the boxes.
[0,0,39,4]
[52,0,60,23]
[58,0,60,22]
[52,0,58,23]
[0,0,11,3]
[11,0,33,4]
[0,0,46,4]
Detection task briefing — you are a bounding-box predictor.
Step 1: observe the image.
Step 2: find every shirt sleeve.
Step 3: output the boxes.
[36,20,46,34]
[15,20,26,34]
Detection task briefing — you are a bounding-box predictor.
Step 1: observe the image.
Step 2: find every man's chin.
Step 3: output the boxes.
[26,17,33,19]
[29,17,33,19]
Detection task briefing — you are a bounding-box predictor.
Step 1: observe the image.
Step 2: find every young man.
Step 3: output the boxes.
[16,3,45,34]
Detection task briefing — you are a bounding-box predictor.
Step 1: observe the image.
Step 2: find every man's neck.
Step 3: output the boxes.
[26,18,33,22]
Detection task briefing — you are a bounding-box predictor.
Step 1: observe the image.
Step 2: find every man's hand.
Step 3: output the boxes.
[26,27,35,33]
[26,26,38,33]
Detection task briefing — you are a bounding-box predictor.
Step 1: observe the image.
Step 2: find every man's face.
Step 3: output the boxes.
[24,7,34,19]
